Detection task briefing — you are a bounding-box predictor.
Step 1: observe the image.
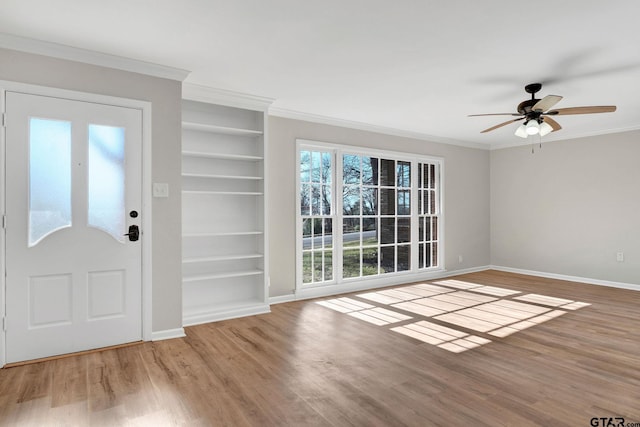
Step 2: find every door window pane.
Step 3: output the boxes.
[88,125,126,242]
[29,118,72,247]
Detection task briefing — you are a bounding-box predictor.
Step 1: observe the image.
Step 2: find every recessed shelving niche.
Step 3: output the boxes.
[181,91,271,326]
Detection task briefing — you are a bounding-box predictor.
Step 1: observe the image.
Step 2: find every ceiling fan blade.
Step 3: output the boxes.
[480,117,524,133]
[543,116,562,131]
[468,113,522,117]
[532,95,562,112]
[547,106,616,115]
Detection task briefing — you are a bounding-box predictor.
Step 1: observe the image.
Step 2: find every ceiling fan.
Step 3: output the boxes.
[469,83,616,138]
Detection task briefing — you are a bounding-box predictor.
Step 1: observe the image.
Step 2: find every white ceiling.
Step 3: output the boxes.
[1,1,639,148]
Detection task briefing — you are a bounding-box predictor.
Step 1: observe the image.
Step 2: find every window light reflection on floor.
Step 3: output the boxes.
[316,280,590,353]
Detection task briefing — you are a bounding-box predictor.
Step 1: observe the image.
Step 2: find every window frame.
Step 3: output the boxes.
[298,146,335,285]
[296,139,444,291]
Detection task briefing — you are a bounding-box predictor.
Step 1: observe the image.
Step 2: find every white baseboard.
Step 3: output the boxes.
[268,265,491,305]
[490,265,640,292]
[151,328,186,341]
[269,294,296,305]
[183,304,271,327]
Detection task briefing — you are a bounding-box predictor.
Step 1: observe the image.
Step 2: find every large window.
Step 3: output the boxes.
[297,141,442,288]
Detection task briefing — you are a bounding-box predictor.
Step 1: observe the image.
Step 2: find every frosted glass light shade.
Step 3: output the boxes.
[525,120,540,135]
[514,124,528,138]
[539,121,553,136]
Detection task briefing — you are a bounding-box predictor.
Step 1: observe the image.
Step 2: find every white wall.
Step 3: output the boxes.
[268,116,490,297]
[0,48,183,333]
[491,130,640,285]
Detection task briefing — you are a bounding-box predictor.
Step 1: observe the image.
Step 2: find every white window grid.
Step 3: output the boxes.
[296,141,443,290]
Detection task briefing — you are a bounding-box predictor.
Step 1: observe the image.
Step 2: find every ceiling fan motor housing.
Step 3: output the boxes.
[517,99,543,122]
[517,99,539,115]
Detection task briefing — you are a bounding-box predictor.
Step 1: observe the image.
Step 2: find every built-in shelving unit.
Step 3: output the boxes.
[181,87,272,326]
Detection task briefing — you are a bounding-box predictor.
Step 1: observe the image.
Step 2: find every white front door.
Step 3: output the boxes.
[4,91,143,364]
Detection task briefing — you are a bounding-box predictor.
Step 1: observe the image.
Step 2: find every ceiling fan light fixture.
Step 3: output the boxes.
[514,124,528,138]
[471,83,617,143]
[525,120,540,135]
[539,121,553,136]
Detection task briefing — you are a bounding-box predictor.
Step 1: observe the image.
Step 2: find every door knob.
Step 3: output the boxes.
[124,225,140,241]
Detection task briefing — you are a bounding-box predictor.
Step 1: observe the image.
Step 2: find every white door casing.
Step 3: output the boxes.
[4,91,144,364]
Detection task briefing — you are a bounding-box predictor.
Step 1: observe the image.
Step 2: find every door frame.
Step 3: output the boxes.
[0,81,153,367]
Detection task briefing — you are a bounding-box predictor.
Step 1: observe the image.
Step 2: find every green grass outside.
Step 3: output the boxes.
[303,237,387,283]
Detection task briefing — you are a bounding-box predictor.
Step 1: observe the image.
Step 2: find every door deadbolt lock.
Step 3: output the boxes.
[124,225,140,241]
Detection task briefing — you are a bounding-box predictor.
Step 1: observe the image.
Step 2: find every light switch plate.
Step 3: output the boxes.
[153,183,169,198]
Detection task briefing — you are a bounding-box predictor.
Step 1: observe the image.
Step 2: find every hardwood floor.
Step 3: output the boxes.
[1,270,639,426]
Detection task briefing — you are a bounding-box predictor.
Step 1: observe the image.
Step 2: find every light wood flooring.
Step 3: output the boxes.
[1,270,639,426]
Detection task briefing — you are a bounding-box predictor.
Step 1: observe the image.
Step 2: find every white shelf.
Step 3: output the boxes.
[182,121,263,136]
[183,270,264,283]
[182,172,263,180]
[183,254,263,264]
[182,150,263,161]
[182,190,263,196]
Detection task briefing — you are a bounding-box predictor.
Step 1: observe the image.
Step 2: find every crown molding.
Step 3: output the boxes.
[269,106,490,150]
[182,82,274,111]
[0,32,190,81]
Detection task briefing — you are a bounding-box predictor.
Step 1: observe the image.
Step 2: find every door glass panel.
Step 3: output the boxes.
[88,124,126,242]
[29,118,72,247]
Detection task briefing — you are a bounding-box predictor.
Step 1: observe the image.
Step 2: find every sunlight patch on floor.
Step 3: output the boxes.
[514,293,574,306]
[561,301,591,310]
[348,307,412,325]
[316,282,590,353]
[433,279,481,289]
[316,297,374,313]
[392,321,491,353]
